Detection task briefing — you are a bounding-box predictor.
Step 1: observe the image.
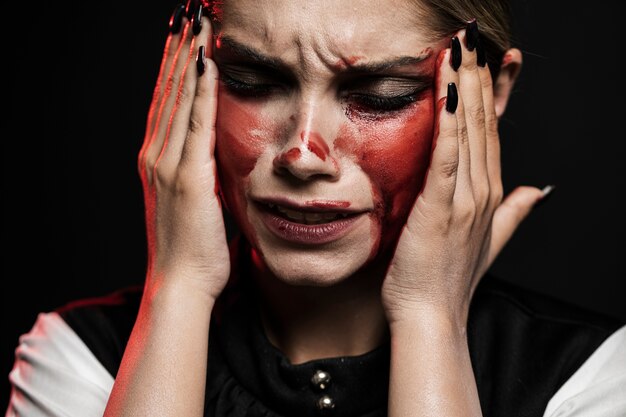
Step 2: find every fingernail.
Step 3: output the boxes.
[450,37,462,71]
[466,20,479,52]
[192,2,203,35]
[169,3,186,34]
[197,46,207,76]
[535,184,556,208]
[476,39,487,67]
[446,82,458,113]
[186,0,198,20]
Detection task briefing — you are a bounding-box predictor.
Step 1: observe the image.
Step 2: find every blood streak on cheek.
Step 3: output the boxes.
[418,97,446,196]
[335,97,435,259]
[215,92,271,244]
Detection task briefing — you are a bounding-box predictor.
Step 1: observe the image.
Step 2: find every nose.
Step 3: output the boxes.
[273,104,340,182]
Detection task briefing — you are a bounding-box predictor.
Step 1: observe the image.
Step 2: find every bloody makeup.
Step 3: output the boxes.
[335,90,434,261]
[214,30,440,276]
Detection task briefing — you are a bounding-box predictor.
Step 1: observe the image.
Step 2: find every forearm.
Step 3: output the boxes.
[388,310,482,417]
[103,278,215,417]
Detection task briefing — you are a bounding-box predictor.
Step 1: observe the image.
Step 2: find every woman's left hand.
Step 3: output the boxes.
[381,30,546,326]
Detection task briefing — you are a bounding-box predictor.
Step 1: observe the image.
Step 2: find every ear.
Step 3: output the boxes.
[494,48,523,118]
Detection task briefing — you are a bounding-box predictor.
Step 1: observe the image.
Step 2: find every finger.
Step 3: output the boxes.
[419,49,459,206]
[180,56,219,167]
[457,27,489,204]
[143,22,195,182]
[146,4,188,140]
[159,15,214,168]
[487,185,545,265]
[478,61,502,209]
[450,36,471,203]
[140,5,187,176]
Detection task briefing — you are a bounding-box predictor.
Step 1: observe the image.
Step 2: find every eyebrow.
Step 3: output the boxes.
[216,36,288,72]
[216,36,432,74]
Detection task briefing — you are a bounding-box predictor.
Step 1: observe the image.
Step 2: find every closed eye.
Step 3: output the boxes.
[219,64,292,99]
[343,77,432,114]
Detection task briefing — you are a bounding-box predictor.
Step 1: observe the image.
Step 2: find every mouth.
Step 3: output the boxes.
[262,202,356,225]
[253,198,367,245]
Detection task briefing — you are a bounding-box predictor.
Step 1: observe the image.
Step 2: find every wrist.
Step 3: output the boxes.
[143,274,219,314]
[146,264,228,303]
[387,304,469,341]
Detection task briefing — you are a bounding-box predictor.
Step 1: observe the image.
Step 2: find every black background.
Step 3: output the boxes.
[3,0,625,410]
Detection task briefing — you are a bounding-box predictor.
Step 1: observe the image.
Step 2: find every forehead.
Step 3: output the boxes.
[218,0,438,68]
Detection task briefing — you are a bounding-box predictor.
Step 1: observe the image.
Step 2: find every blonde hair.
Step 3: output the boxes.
[415,0,513,80]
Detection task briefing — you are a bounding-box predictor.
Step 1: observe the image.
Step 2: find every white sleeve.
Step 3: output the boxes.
[543,324,626,417]
[5,312,115,417]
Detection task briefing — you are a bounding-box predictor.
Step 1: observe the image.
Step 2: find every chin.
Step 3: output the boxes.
[253,237,375,287]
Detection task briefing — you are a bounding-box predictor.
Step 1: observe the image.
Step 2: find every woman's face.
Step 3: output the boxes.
[215,0,447,285]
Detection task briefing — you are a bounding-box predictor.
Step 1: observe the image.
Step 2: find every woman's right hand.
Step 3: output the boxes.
[137,6,230,301]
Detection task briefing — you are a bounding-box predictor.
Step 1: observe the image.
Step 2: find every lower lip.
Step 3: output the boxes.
[258,207,363,245]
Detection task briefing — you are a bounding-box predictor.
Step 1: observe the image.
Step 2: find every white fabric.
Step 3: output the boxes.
[4,313,626,417]
[5,312,114,417]
[542,324,626,417]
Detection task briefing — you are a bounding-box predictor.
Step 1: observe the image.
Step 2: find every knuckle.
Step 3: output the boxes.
[176,84,193,106]
[458,124,469,144]
[188,116,205,136]
[474,184,490,211]
[439,124,458,140]
[455,199,477,223]
[153,162,172,188]
[485,111,498,132]
[468,105,486,126]
[490,184,504,207]
[175,89,187,107]
[438,159,459,179]
[461,57,476,72]
[164,74,180,97]
[480,72,494,90]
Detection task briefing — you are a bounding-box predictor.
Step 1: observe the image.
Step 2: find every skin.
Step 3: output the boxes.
[215,0,444,286]
[104,1,545,416]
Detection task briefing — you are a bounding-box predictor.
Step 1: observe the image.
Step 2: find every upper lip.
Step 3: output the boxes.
[253,196,367,214]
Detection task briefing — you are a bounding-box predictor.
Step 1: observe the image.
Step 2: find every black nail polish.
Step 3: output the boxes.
[466,20,479,52]
[197,46,206,76]
[476,38,487,67]
[446,83,458,113]
[169,3,186,34]
[450,37,462,71]
[192,3,203,35]
[186,0,198,20]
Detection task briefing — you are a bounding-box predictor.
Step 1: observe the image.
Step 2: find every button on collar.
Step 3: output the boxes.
[311,369,332,390]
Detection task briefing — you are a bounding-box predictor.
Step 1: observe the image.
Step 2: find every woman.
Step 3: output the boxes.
[6,0,625,416]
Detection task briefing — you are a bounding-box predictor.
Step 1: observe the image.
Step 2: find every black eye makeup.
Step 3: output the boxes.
[342,76,432,114]
[219,66,291,98]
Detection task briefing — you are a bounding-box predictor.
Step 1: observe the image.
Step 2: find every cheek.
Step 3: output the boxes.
[336,96,435,251]
[216,93,266,181]
[216,93,272,238]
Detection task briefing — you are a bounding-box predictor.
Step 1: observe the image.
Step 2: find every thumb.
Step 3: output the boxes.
[487,185,555,265]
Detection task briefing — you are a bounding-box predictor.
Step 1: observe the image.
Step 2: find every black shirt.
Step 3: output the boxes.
[56,255,623,417]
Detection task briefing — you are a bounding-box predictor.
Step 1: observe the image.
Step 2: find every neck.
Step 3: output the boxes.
[251,255,390,365]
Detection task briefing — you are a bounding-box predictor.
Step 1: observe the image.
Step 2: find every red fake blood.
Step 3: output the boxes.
[301,131,330,161]
[275,147,302,165]
[216,91,270,244]
[332,55,365,70]
[335,93,435,260]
